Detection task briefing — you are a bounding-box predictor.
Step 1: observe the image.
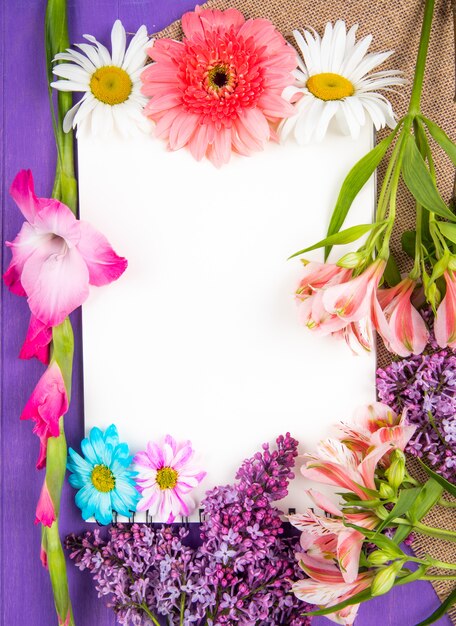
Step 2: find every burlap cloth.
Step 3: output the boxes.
[153,1,456,620]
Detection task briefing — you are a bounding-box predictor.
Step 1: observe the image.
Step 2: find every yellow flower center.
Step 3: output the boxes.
[207,64,235,92]
[91,464,116,493]
[89,66,132,105]
[306,72,355,101]
[156,467,179,490]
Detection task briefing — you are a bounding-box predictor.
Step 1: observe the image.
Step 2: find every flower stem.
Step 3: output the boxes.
[139,604,161,626]
[414,521,456,542]
[421,575,456,581]
[408,0,435,115]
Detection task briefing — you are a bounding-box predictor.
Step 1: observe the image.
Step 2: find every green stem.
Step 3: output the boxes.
[438,498,456,508]
[179,591,186,625]
[421,575,456,581]
[414,521,456,542]
[139,604,161,626]
[408,0,435,114]
[427,558,456,571]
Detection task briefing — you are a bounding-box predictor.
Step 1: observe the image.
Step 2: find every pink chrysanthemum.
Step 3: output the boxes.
[134,435,206,522]
[141,6,297,166]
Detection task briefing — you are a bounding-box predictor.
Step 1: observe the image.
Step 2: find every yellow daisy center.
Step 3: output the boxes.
[207,63,235,92]
[156,467,179,490]
[306,73,355,101]
[91,464,116,493]
[89,66,132,105]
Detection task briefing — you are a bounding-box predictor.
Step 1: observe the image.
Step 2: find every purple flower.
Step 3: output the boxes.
[377,310,456,481]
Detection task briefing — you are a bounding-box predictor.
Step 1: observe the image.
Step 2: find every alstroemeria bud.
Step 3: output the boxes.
[367,550,390,566]
[379,483,396,499]
[448,256,456,271]
[337,252,364,269]
[386,450,406,490]
[371,561,403,597]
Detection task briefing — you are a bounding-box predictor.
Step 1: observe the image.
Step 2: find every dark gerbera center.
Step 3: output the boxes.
[207,63,234,92]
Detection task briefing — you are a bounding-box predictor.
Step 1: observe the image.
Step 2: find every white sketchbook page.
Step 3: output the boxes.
[78,123,376,521]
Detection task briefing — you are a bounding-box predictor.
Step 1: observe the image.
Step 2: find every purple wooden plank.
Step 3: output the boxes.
[0,1,452,625]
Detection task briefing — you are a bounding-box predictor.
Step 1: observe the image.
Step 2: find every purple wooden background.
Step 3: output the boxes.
[0,1,452,624]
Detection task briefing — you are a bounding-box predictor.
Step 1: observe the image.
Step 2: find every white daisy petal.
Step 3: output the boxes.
[122,25,149,72]
[50,79,90,92]
[111,19,127,66]
[54,50,96,73]
[83,34,112,65]
[341,34,372,78]
[74,43,103,69]
[350,50,393,84]
[314,100,339,141]
[52,63,90,84]
[62,98,84,132]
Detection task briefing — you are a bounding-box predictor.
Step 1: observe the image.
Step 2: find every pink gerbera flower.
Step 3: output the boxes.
[134,435,206,522]
[141,6,297,167]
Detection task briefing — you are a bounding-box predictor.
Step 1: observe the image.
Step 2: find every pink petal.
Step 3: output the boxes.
[21,239,90,326]
[76,221,127,286]
[21,362,69,468]
[33,200,81,245]
[10,169,41,223]
[35,481,56,527]
[3,223,48,296]
[19,315,52,364]
[306,489,342,517]
[337,529,364,583]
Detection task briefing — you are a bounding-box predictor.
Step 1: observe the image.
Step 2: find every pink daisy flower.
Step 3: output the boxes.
[134,435,206,522]
[141,6,297,167]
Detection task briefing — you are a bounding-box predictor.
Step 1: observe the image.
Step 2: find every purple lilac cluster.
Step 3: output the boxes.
[66,434,313,626]
[377,312,456,480]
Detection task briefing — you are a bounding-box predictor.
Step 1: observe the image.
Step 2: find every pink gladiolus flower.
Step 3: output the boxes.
[141,6,296,167]
[339,402,416,465]
[35,480,56,527]
[21,361,69,469]
[19,315,52,364]
[290,489,378,583]
[434,270,456,348]
[3,170,127,327]
[292,551,374,625]
[376,277,429,356]
[134,435,206,522]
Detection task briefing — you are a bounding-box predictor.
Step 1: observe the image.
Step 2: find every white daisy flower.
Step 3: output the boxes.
[279,20,406,143]
[51,20,152,137]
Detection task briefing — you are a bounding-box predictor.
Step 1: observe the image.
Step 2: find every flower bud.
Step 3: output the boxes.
[386,450,405,490]
[448,256,456,271]
[337,252,364,269]
[367,550,390,566]
[371,561,403,597]
[379,482,396,500]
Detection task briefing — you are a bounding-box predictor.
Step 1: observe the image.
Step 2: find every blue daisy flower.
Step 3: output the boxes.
[67,424,140,525]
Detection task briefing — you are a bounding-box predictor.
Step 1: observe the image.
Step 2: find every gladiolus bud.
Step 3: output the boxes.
[367,550,390,566]
[337,252,364,269]
[379,482,396,499]
[386,450,406,490]
[371,561,403,597]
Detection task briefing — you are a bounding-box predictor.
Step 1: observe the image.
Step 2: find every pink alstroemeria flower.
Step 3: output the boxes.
[35,480,56,527]
[21,361,69,469]
[296,262,353,335]
[289,489,378,583]
[301,437,392,499]
[322,258,386,324]
[292,551,374,625]
[3,170,127,327]
[376,277,429,356]
[339,402,416,465]
[19,315,52,365]
[434,270,456,349]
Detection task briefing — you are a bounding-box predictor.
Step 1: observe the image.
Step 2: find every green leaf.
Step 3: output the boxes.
[51,318,74,398]
[420,116,456,168]
[401,230,416,259]
[343,523,405,558]
[393,524,414,544]
[324,130,398,259]
[375,487,422,534]
[415,588,456,626]
[407,478,444,524]
[417,458,456,497]
[383,253,401,286]
[402,134,456,222]
[288,223,376,260]
[438,222,456,246]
